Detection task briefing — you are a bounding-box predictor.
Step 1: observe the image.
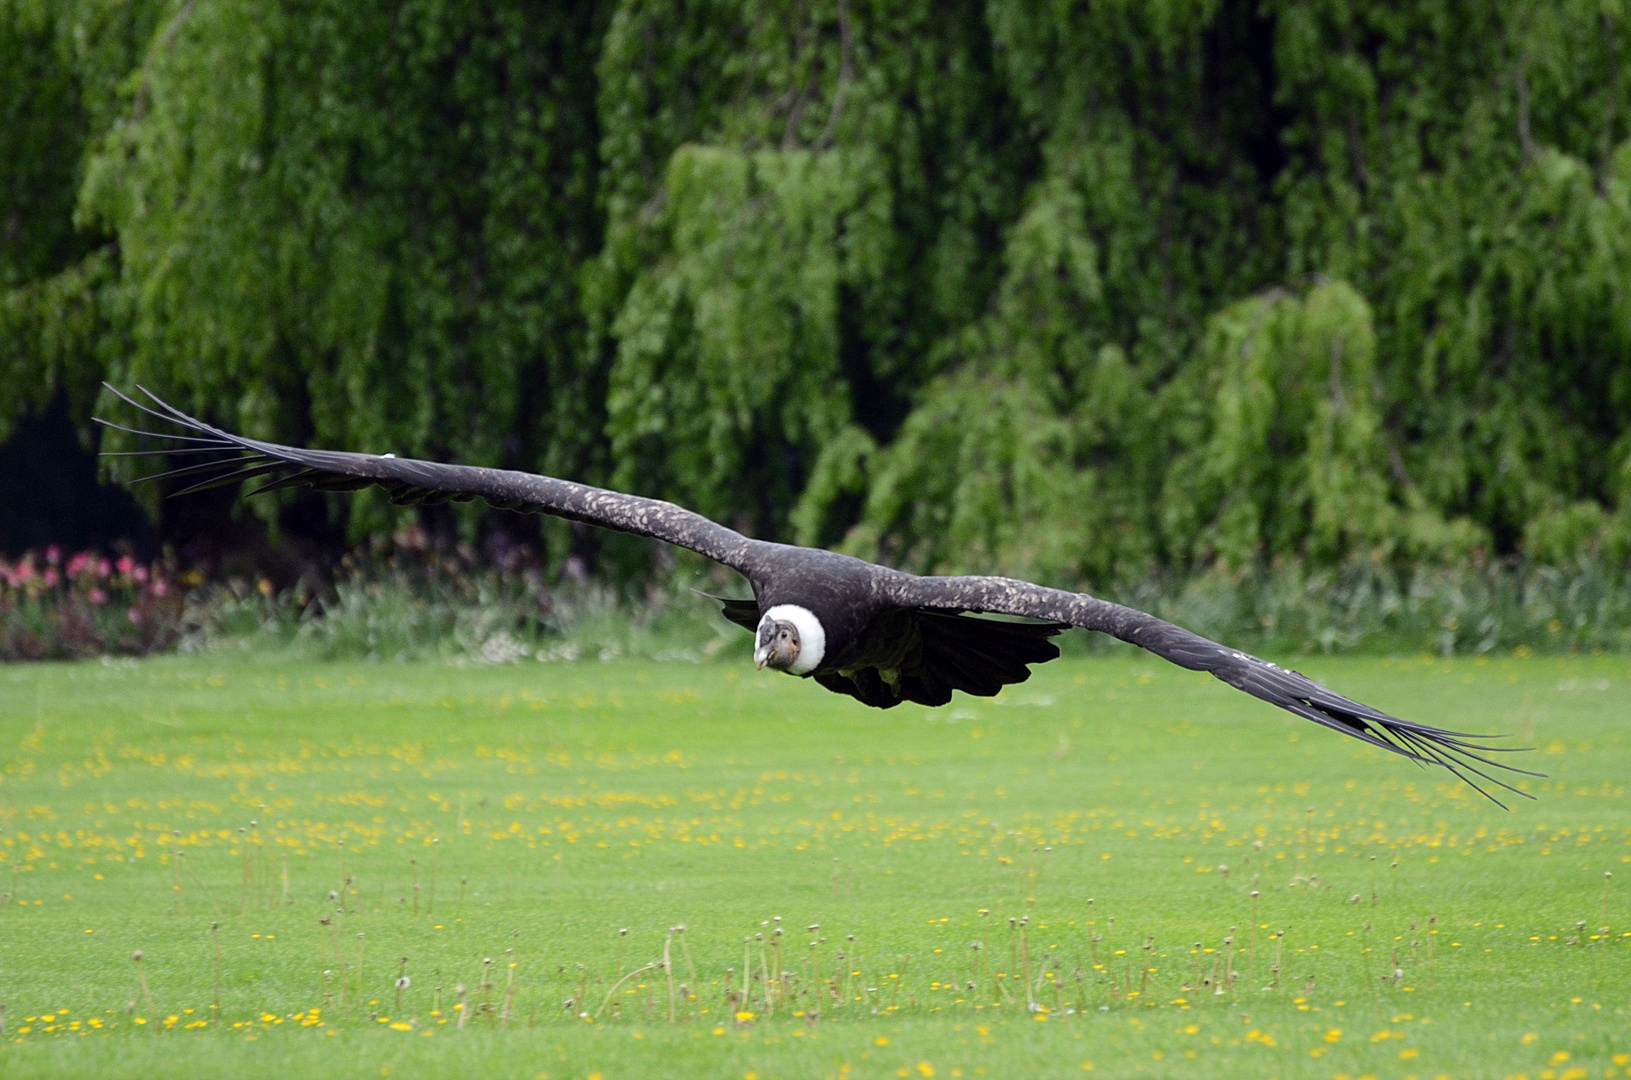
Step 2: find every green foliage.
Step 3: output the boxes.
[186,559,738,665]
[1160,280,1489,568]
[0,0,87,292]
[0,0,124,440]
[608,146,881,530]
[5,0,1631,583]
[1111,553,1631,657]
[0,248,123,443]
[594,0,1031,537]
[1272,0,1631,555]
[79,0,608,536]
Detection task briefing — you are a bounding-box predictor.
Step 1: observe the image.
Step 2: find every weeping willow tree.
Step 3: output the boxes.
[4,0,1631,583]
[4,0,609,552]
[0,0,135,431]
[807,0,1631,581]
[595,0,1032,540]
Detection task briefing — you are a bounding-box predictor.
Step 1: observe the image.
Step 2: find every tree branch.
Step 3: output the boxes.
[815,0,855,151]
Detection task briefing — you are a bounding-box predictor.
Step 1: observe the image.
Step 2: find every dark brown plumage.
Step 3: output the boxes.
[98,386,1539,806]
[712,595,1063,708]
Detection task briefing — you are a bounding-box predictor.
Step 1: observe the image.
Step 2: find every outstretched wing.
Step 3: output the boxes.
[889,574,1538,807]
[96,386,762,572]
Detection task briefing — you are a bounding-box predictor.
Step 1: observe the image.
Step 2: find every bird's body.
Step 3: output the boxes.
[98,387,1536,804]
[717,584,1066,708]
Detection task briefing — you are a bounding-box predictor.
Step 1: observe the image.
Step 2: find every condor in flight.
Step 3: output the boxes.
[99,387,1533,805]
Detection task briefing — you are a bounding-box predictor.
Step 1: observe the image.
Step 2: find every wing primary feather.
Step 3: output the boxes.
[307,475,379,492]
[100,446,240,457]
[1271,679,1539,797]
[169,461,288,496]
[92,417,232,445]
[112,384,213,431]
[1384,729,1530,809]
[244,469,324,496]
[135,385,218,431]
[893,573,1541,805]
[125,455,269,486]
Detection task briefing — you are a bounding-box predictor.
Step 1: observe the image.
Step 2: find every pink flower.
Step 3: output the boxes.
[43,568,59,587]
[117,556,136,576]
[45,545,61,566]
[151,578,168,598]
[127,607,142,625]
[67,552,92,577]
[97,557,112,578]
[133,565,148,584]
[89,587,107,605]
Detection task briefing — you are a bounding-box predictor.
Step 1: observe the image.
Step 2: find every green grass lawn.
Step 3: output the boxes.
[0,649,1627,1079]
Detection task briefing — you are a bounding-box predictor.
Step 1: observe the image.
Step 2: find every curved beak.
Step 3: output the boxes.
[753,646,770,670]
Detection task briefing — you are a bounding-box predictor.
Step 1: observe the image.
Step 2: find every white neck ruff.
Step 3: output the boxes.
[761,604,825,674]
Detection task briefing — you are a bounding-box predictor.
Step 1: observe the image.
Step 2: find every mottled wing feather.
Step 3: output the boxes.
[97,386,762,572]
[890,574,1538,807]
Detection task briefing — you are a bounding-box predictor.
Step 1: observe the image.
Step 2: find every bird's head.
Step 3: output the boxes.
[753,604,826,675]
[754,617,800,671]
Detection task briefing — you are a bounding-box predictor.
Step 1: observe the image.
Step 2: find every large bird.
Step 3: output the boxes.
[98,386,1533,804]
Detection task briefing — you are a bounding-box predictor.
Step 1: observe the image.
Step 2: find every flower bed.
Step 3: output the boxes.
[0,546,190,660]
